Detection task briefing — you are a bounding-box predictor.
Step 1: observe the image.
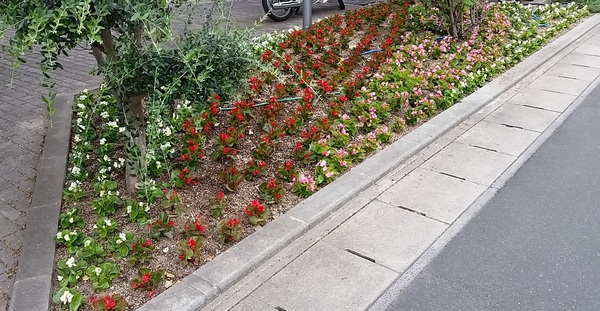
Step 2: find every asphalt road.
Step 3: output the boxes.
[381,81,600,311]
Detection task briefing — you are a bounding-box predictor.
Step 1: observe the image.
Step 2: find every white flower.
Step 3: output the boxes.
[69,217,74,224]
[57,275,63,282]
[119,233,126,241]
[84,239,91,247]
[65,257,76,268]
[78,94,87,101]
[94,267,102,276]
[162,126,172,136]
[99,138,106,145]
[100,111,109,119]
[73,135,81,143]
[77,103,86,109]
[126,205,132,214]
[107,121,118,128]
[116,239,123,244]
[104,219,112,227]
[103,155,110,162]
[56,232,63,239]
[119,127,126,133]
[71,166,81,175]
[63,234,71,241]
[59,290,74,304]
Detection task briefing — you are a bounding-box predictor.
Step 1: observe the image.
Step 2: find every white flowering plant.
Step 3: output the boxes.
[52,287,82,311]
[58,208,85,229]
[85,262,119,290]
[94,217,118,239]
[55,230,85,254]
[56,257,88,287]
[106,232,135,258]
[74,238,106,264]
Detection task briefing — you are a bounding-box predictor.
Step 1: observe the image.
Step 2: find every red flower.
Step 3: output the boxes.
[148,290,155,298]
[168,220,175,227]
[178,254,184,260]
[340,95,348,102]
[187,237,196,249]
[180,154,189,161]
[104,296,116,310]
[89,296,96,304]
[143,239,152,247]
[141,273,151,283]
[182,168,189,174]
[185,177,192,184]
[194,220,205,233]
[189,144,197,153]
[132,283,139,289]
[223,147,229,154]
[216,192,224,200]
[227,218,239,228]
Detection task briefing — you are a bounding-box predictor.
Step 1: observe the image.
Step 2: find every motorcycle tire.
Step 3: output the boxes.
[262,0,295,22]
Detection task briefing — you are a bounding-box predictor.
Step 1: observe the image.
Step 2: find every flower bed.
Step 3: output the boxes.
[52,2,589,310]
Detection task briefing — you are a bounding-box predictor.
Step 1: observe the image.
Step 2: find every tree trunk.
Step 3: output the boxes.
[124,93,148,194]
[447,0,458,38]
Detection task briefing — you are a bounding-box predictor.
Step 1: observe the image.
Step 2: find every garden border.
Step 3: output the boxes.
[9,13,600,311]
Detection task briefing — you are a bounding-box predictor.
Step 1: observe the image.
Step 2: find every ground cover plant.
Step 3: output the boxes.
[52,1,589,310]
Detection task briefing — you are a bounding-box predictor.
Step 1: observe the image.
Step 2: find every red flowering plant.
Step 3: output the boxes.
[209,127,242,161]
[89,292,126,311]
[220,166,243,192]
[253,134,275,160]
[278,160,299,182]
[217,218,241,243]
[258,178,285,204]
[209,191,227,218]
[284,113,304,134]
[160,189,185,211]
[243,200,270,226]
[182,217,205,237]
[177,236,202,263]
[147,213,175,239]
[227,100,254,128]
[130,268,163,298]
[127,238,154,267]
[244,159,267,181]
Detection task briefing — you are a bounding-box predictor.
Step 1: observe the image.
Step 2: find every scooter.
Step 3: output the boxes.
[262,0,345,22]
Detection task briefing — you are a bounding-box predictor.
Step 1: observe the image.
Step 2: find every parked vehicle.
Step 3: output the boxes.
[262,0,345,22]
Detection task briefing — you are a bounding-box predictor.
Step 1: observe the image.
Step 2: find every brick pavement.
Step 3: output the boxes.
[0,32,100,311]
[0,1,371,309]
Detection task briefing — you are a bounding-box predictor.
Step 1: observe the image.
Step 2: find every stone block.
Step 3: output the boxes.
[253,242,397,311]
[544,63,600,81]
[420,142,516,186]
[378,168,487,224]
[230,296,274,311]
[485,104,559,133]
[455,120,540,156]
[322,200,447,272]
[508,88,576,112]
[9,275,52,311]
[528,75,592,96]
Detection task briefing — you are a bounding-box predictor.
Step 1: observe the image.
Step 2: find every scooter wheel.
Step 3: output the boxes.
[262,0,295,21]
[338,0,345,10]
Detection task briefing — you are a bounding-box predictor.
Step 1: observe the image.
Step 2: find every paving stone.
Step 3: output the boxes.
[0,206,23,223]
[455,120,540,156]
[0,215,18,239]
[507,88,577,112]
[8,276,52,311]
[577,42,600,56]
[322,200,448,272]
[378,168,488,223]
[420,142,516,186]
[0,295,7,311]
[485,103,560,133]
[527,75,592,96]
[562,53,600,69]
[230,296,275,311]
[253,242,397,311]
[543,63,600,81]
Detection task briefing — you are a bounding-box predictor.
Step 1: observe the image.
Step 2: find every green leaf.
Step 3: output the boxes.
[69,292,82,311]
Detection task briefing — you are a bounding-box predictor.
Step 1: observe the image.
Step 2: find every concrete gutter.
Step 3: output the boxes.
[9,13,600,311]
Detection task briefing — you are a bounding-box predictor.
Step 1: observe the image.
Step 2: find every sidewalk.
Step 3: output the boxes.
[198,17,600,311]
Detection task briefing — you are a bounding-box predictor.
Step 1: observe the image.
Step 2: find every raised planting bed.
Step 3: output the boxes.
[50,2,589,310]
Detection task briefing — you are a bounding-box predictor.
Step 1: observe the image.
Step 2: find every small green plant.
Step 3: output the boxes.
[147,213,175,239]
[243,200,270,226]
[75,238,106,264]
[125,200,149,224]
[177,236,202,263]
[220,166,243,192]
[94,217,118,239]
[244,159,267,181]
[182,217,205,237]
[85,262,119,291]
[217,218,241,243]
[161,189,185,211]
[89,293,126,311]
[58,208,85,229]
[106,232,135,258]
[130,268,163,298]
[209,192,227,218]
[278,160,298,182]
[56,257,88,287]
[55,230,85,254]
[53,287,82,311]
[127,238,154,267]
[91,195,123,217]
[258,178,284,204]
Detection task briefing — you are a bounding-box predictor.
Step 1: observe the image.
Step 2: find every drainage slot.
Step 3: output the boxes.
[502,123,524,129]
[472,145,497,153]
[396,205,428,217]
[523,104,545,110]
[345,249,376,263]
[439,172,466,181]
[275,307,288,311]
[558,75,577,80]
[572,63,591,68]
[542,89,565,94]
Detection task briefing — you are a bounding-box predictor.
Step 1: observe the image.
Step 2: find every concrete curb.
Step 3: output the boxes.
[8,83,100,311]
[138,13,600,311]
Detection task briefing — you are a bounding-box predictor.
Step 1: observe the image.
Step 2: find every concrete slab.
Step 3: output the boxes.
[230,296,274,311]
[322,200,447,272]
[485,104,559,132]
[455,121,540,156]
[252,242,397,311]
[507,89,577,112]
[377,168,487,223]
[544,63,600,81]
[420,143,516,186]
[561,53,600,69]
[527,75,592,96]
